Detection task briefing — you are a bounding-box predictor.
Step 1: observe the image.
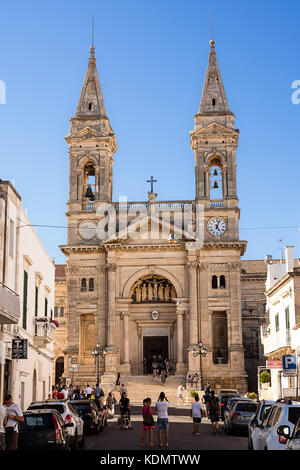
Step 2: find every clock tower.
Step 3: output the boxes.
[190,39,240,244]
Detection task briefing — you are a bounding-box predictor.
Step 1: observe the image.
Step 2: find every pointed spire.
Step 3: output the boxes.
[74,45,107,119]
[197,40,232,116]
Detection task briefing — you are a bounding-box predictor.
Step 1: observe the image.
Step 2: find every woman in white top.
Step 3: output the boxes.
[155,392,169,448]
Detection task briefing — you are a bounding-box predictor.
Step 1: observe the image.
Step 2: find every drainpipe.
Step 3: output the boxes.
[1,195,8,285]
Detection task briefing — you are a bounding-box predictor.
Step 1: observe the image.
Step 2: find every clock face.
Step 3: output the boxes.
[78,221,97,240]
[208,218,226,237]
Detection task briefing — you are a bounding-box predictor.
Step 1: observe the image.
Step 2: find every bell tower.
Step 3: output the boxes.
[191,40,240,242]
[65,45,117,244]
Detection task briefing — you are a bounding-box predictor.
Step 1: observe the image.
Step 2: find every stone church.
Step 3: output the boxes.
[59,40,268,392]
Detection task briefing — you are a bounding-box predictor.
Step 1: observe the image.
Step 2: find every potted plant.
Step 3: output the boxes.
[259,371,271,389]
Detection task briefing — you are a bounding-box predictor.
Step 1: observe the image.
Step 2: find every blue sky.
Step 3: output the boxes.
[0,0,299,264]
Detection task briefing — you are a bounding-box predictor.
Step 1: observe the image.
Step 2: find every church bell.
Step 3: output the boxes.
[213,181,219,189]
[85,185,95,200]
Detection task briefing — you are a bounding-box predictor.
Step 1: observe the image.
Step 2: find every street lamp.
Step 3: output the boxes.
[91,342,106,384]
[191,341,207,391]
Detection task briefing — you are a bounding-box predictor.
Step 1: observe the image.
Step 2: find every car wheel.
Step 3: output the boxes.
[78,433,85,449]
[72,434,79,451]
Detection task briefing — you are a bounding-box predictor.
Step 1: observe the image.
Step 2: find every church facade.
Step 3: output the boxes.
[60,40,253,391]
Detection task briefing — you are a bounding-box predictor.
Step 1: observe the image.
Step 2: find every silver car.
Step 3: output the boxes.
[224,399,258,435]
[248,400,275,450]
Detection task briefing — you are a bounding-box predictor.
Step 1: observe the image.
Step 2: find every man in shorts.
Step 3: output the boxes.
[191,394,201,435]
[207,390,221,434]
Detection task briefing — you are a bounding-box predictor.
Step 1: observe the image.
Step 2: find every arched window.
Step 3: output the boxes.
[212,275,218,289]
[212,97,216,106]
[89,278,94,292]
[88,102,92,111]
[54,306,58,317]
[209,163,223,200]
[220,275,226,289]
[83,163,96,202]
[60,306,64,317]
[81,278,87,292]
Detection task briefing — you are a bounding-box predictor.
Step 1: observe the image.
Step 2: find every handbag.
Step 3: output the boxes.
[5,426,16,433]
[143,406,154,426]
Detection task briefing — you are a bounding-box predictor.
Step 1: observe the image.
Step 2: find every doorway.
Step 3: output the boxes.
[143,336,168,374]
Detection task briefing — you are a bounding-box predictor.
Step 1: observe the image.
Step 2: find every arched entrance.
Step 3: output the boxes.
[124,275,178,375]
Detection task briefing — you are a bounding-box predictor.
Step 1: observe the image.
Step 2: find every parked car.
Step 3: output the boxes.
[217,389,239,420]
[27,400,85,449]
[251,398,300,450]
[71,399,104,434]
[285,417,300,450]
[248,400,275,450]
[224,399,258,435]
[18,409,71,450]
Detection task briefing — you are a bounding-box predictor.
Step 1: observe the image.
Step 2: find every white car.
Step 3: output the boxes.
[27,400,85,449]
[248,400,275,450]
[251,398,300,450]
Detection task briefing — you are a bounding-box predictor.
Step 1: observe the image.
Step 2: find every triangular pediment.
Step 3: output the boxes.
[66,126,106,141]
[191,122,238,137]
[102,211,199,245]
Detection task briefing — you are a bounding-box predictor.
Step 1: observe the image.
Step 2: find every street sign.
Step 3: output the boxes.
[282,355,297,377]
[267,360,282,369]
[11,339,28,359]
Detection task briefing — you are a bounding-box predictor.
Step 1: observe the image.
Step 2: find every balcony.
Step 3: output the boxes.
[0,282,20,324]
[261,327,292,355]
[210,199,223,208]
[33,319,56,348]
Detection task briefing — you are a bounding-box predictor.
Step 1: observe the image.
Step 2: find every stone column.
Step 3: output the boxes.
[187,261,200,374]
[176,303,185,375]
[120,312,131,374]
[102,262,118,386]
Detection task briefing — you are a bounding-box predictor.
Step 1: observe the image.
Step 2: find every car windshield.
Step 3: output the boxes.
[28,404,66,414]
[21,413,54,430]
[72,403,92,413]
[235,403,258,413]
[288,407,300,426]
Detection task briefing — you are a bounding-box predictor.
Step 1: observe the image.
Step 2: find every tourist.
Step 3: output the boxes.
[191,393,202,435]
[193,373,199,389]
[140,398,155,447]
[0,403,7,450]
[52,386,58,399]
[106,392,115,418]
[158,355,164,374]
[119,392,131,429]
[160,368,167,385]
[164,358,170,376]
[142,357,148,374]
[85,384,93,399]
[152,359,159,378]
[115,372,121,390]
[119,383,127,396]
[57,388,65,399]
[61,385,69,399]
[207,390,221,434]
[202,388,211,417]
[177,383,185,405]
[4,395,24,450]
[155,392,169,448]
[187,374,194,388]
[95,383,104,404]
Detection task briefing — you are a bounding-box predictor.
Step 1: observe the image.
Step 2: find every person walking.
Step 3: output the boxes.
[119,383,127,396]
[152,359,158,378]
[94,383,104,405]
[115,373,121,390]
[190,394,202,435]
[119,392,131,429]
[140,398,155,447]
[155,392,169,448]
[207,390,221,434]
[160,368,167,385]
[0,403,7,450]
[177,383,185,405]
[202,389,211,418]
[106,392,115,418]
[4,395,24,450]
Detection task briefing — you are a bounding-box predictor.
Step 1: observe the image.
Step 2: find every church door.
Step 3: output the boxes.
[143,336,168,374]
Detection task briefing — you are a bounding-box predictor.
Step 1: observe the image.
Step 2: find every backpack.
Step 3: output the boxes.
[209,397,219,413]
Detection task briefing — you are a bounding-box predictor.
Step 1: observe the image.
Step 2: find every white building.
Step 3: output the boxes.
[0,180,55,410]
[261,246,300,400]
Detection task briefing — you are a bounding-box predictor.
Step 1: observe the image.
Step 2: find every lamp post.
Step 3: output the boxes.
[191,341,207,391]
[91,342,106,384]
